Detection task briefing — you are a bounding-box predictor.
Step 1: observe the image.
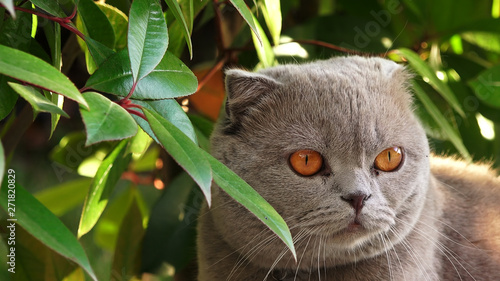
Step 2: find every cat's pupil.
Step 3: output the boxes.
[305,155,309,165]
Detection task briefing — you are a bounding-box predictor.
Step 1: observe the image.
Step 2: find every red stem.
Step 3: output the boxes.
[197,57,227,92]
[9,5,85,40]
[127,109,147,120]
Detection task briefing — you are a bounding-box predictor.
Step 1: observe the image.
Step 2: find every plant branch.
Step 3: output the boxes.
[291,39,383,57]
[197,56,227,92]
[6,4,85,40]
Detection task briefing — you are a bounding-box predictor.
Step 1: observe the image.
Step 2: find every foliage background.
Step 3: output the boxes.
[0,0,499,280]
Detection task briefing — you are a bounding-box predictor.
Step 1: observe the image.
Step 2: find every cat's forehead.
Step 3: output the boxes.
[252,57,415,154]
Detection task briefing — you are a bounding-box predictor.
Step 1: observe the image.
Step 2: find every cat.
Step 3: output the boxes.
[196,56,500,281]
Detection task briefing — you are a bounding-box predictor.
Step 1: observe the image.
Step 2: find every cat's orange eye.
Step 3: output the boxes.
[374,147,403,172]
[289,150,323,176]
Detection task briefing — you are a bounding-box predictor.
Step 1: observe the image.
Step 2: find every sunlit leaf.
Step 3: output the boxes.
[0,182,97,280]
[128,0,168,82]
[201,150,297,260]
[85,50,197,100]
[97,2,129,50]
[164,0,193,58]
[261,0,282,46]
[468,64,500,109]
[78,140,132,238]
[229,0,262,45]
[251,14,275,68]
[132,99,198,144]
[79,92,137,146]
[0,44,88,108]
[412,81,471,160]
[397,48,464,117]
[144,108,212,204]
[35,178,92,217]
[8,83,69,119]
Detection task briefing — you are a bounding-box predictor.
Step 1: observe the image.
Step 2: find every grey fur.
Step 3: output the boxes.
[197,56,500,280]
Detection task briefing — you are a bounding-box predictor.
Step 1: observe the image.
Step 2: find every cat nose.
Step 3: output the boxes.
[340,193,372,215]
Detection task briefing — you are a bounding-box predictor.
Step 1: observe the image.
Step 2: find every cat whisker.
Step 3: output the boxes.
[394,217,478,281]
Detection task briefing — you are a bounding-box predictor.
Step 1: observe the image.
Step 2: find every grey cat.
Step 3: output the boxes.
[197,56,500,280]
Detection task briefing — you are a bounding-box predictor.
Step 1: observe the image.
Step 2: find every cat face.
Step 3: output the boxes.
[209,56,431,269]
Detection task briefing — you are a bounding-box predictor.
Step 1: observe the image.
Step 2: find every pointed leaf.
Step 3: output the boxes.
[79,92,137,146]
[202,150,297,260]
[78,140,132,237]
[261,0,282,46]
[85,37,116,70]
[251,14,274,68]
[143,107,212,205]
[132,99,198,144]
[229,0,262,45]
[164,0,193,58]
[97,2,129,50]
[111,198,144,280]
[468,64,500,108]
[0,44,88,108]
[128,0,168,82]
[412,81,471,160]
[0,182,97,280]
[0,0,15,18]
[8,83,69,118]
[397,48,464,117]
[85,50,197,99]
[78,0,115,49]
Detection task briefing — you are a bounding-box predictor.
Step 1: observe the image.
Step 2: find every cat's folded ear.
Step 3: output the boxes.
[224,69,282,118]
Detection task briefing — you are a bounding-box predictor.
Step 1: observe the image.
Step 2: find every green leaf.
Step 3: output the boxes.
[128,0,169,82]
[8,83,69,118]
[78,0,116,49]
[34,178,92,217]
[141,172,196,272]
[0,182,97,280]
[85,37,116,70]
[202,150,297,260]
[97,2,129,50]
[230,0,262,45]
[468,64,500,109]
[111,197,144,279]
[0,76,18,120]
[94,186,136,251]
[462,32,500,53]
[85,49,198,99]
[77,0,117,73]
[0,0,15,19]
[29,0,67,18]
[167,0,209,57]
[261,0,282,46]
[0,44,88,108]
[412,81,471,160]
[251,14,275,68]
[143,107,212,204]
[164,0,193,58]
[78,139,132,238]
[79,92,137,146]
[397,48,465,117]
[133,99,198,144]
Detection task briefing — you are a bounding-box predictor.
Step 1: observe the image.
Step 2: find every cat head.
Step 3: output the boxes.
[209,56,431,268]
